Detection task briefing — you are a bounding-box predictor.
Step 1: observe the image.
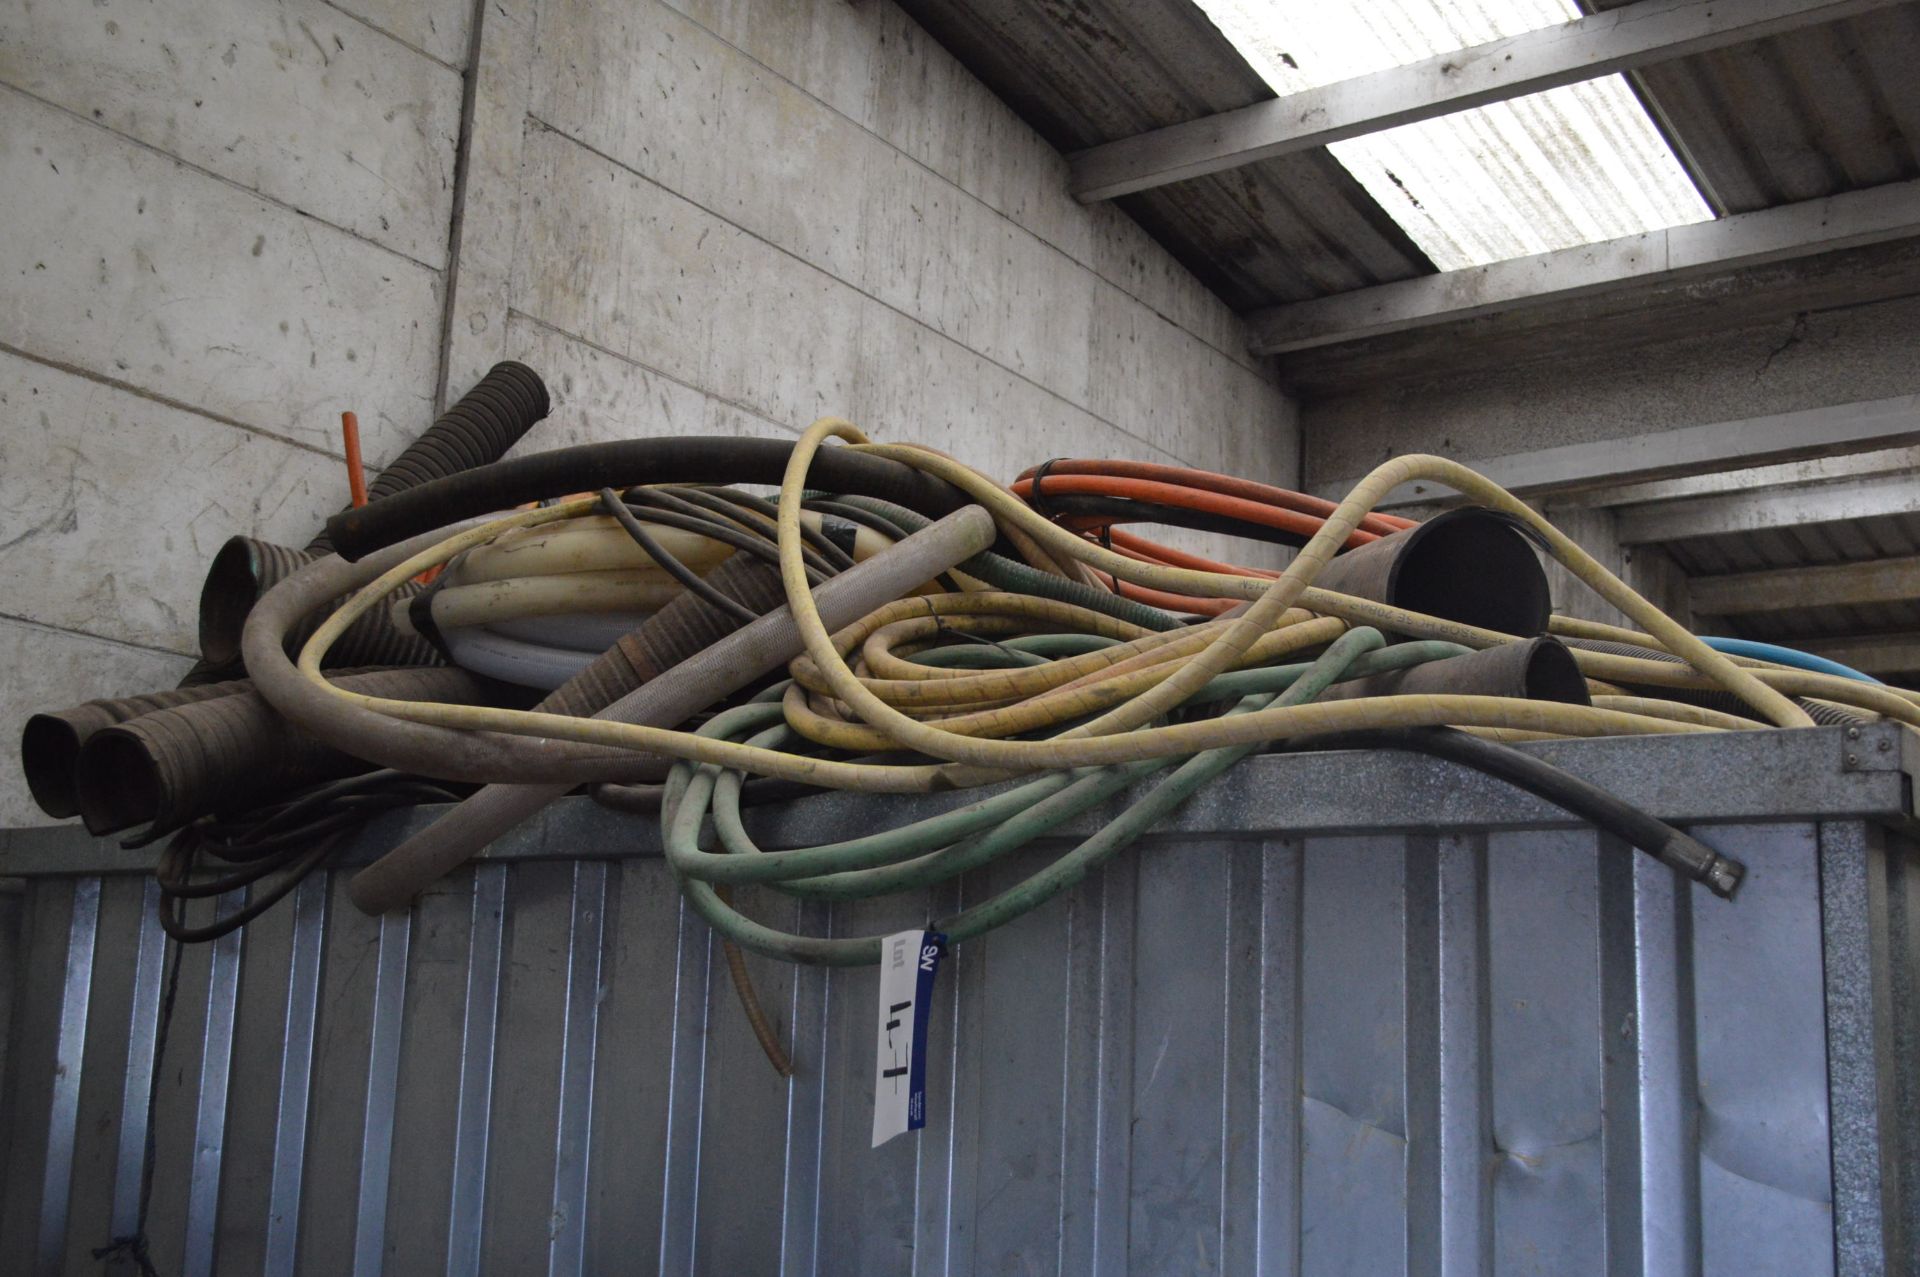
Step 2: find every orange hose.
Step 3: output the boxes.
[1013,458,1416,536]
[1103,528,1280,579]
[1011,473,1383,549]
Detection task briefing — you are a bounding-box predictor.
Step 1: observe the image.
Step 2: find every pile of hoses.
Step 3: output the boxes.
[23,393,1920,1072]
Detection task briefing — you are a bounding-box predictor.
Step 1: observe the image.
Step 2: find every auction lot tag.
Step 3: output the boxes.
[872,929,945,1147]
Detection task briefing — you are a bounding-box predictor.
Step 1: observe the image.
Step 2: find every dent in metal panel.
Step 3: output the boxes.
[481,862,583,1275]
[1129,839,1232,1273]
[1299,834,1408,1277]
[35,875,98,1276]
[581,860,678,1275]
[687,882,806,1277]
[1485,829,1606,1277]
[446,864,507,1277]
[183,889,247,1277]
[548,861,608,1277]
[1690,825,1833,1276]
[352,908,412,1277]
[111,877,166,1241]
[265,872,330,1277]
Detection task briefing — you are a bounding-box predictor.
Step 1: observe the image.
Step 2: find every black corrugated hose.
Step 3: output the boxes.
[320,436,970,560]
[179,361,552,684]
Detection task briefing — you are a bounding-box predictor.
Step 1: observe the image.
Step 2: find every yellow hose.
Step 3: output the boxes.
[277,427,1813,800]
[852,440,1812,729]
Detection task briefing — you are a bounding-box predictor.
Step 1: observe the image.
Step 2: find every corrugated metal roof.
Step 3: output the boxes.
[900,0,1920,313]
[1657,511,1920,682]
[1583,1,1920,214]
[895,0,1435,306]
[1192,0,1712,270]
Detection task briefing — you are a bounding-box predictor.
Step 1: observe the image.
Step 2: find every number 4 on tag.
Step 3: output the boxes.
[872,929,946,1148]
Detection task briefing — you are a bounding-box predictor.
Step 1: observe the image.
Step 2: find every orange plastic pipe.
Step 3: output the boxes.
[341,411,369,509]
[1013,458,1416,536]
[1011,473,1383,549]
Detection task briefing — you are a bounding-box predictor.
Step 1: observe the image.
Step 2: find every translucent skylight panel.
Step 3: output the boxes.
[1194,0,1714,270]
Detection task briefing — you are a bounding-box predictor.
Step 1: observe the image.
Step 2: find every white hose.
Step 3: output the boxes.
[486,613,652,652]
[456,515,737,583]
[439,626,593,690]
[397,572,688,636]
[455,509,877,583]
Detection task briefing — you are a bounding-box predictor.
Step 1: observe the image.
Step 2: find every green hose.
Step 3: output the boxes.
[829,494,1184,631]
[664,626,1410,964]
[904,632,1125,670]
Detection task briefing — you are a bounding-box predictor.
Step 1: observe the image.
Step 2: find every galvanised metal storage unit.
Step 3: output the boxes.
[0,724,1914,1276]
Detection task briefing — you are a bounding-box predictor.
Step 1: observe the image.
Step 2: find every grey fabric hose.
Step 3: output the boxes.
[346,504,998,914]
[243,520,671,785]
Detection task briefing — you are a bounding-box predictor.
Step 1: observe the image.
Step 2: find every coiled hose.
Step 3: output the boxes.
[320,436,970,561]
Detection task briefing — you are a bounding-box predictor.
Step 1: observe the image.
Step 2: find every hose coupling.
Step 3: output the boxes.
[1660,831,1745,899]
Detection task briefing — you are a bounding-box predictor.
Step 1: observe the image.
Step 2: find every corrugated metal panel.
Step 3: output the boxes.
[1585,1,1920,214]
[0,728,1915,1274]
[894,0,1436,306]
[1658,511,1920,670]
[1193,0,1713,271]
[896,0,1920,324]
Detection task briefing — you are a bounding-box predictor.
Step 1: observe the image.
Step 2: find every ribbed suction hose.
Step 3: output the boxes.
[21,678,252,818]
[74,666,493,836]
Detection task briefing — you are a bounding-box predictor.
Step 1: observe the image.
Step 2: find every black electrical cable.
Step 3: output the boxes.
[801,498,970,596]
[678,485,855,572]
[623,485,838,580]
[154,771,471,942]
[599,489,761,625]
[1034,493,1317,552]
[1291,727,1744,897]
[612,489,831,585]
[91,937,182,1276]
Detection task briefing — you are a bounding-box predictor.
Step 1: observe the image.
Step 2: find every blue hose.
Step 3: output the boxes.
[1702,636,1880,685]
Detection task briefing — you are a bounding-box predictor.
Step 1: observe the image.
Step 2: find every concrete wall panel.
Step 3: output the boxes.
[0,620,189,828]
[0,0,463,266]
[327,0,476,69]
[0,92,443,466]
[0,353,347,655]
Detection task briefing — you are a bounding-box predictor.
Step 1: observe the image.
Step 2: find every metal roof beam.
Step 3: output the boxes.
[1556,444,1920,511]
[1069,0,1904,203]
[1248,179,1920,353]
[1793,634,1920,676]
[1689,556,1920,616]
[1310,397,1920,509]
[1616,471,1920,544]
